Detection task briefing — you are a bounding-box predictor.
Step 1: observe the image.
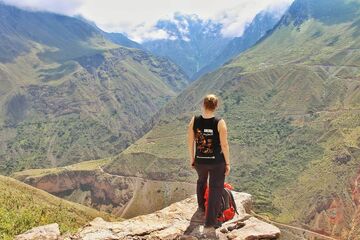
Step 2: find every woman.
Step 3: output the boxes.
[187,94,231,229]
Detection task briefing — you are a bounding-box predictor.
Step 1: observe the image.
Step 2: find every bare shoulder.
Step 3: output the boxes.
[188,116,195,127]
[218,118,227,131]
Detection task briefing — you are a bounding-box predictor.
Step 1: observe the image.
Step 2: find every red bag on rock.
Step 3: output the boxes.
[204,182,239,222]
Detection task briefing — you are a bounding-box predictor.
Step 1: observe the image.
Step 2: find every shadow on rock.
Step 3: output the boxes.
[180,209,220,240]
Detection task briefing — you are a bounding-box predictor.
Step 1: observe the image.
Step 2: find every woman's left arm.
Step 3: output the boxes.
[187,116,195,168]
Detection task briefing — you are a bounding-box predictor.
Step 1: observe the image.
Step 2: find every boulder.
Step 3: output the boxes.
[15,223,60,240]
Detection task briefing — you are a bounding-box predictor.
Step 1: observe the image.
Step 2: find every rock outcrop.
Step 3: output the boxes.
[16,192,281,240]
[19,168,195,219]
[15,223,61,240]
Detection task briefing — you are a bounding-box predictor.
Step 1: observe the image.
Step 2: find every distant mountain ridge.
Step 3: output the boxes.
[142,13,232,79]
[193,10,281,79]
[104,32,143,49]
[143,11,285,79]
[75,15,144,50]
[0,3,104,63]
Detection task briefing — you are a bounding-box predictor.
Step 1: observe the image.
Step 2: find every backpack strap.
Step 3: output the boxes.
[227,189,239,215]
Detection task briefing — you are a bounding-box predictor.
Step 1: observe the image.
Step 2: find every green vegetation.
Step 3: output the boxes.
[1,116,129,175]
[0,3,189,175]
[0,175,113,240]
[104,0,360,237]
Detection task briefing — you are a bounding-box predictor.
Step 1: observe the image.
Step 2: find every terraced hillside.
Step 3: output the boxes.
[103,0,360,238]
[0,175,114,240]
[0,3,189,175]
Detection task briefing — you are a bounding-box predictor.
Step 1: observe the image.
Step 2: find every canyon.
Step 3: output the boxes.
[14,160,195,219]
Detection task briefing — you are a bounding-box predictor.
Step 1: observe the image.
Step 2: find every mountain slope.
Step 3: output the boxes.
[0,4,109,63]
[0,175,113,240]
[104,32,143,50]
[0,3,189,175]
[75,15,144,50]
[104,0,360,239]
[193,11,281,80]
[142,13,232,79]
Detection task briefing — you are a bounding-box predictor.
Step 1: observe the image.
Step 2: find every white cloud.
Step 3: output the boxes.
[2,0,294,42]
[2,0,83,15]
[215,0,293,37]
[129,24,171,42]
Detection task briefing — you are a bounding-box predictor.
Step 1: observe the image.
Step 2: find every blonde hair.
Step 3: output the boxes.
[203,94,219,111]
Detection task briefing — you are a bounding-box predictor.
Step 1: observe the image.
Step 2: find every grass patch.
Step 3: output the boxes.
[0,175,114,239]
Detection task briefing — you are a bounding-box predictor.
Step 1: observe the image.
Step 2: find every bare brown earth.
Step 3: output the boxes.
[16,166,195,219]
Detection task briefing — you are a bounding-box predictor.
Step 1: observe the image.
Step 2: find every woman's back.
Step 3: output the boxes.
[193,115,224,164]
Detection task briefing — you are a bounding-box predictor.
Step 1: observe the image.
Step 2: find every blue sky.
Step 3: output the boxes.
[2,0,293,42]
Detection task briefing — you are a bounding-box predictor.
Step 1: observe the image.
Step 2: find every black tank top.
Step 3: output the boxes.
[193,115,225,164]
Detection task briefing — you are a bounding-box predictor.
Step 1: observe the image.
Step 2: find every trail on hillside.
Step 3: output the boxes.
[120,177,141,218]
[252,211,339,240]
[98,166,195,184]
[47,129,58,168]
[47,119,78,168]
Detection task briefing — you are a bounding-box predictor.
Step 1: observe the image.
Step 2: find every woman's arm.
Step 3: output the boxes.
[218,119,230,175]
[187,116,195,168]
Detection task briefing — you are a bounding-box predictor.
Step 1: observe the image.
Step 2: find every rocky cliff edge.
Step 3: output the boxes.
[15,192,281,240]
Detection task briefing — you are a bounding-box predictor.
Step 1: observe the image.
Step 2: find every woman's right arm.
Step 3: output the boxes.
[218,119,230,175]
[187,116,195,168]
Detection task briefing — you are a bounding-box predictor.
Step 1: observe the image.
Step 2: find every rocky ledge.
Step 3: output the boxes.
[16,192,280,240]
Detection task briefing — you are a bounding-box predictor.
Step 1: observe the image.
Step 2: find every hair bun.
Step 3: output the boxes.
[203,94,218,111]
